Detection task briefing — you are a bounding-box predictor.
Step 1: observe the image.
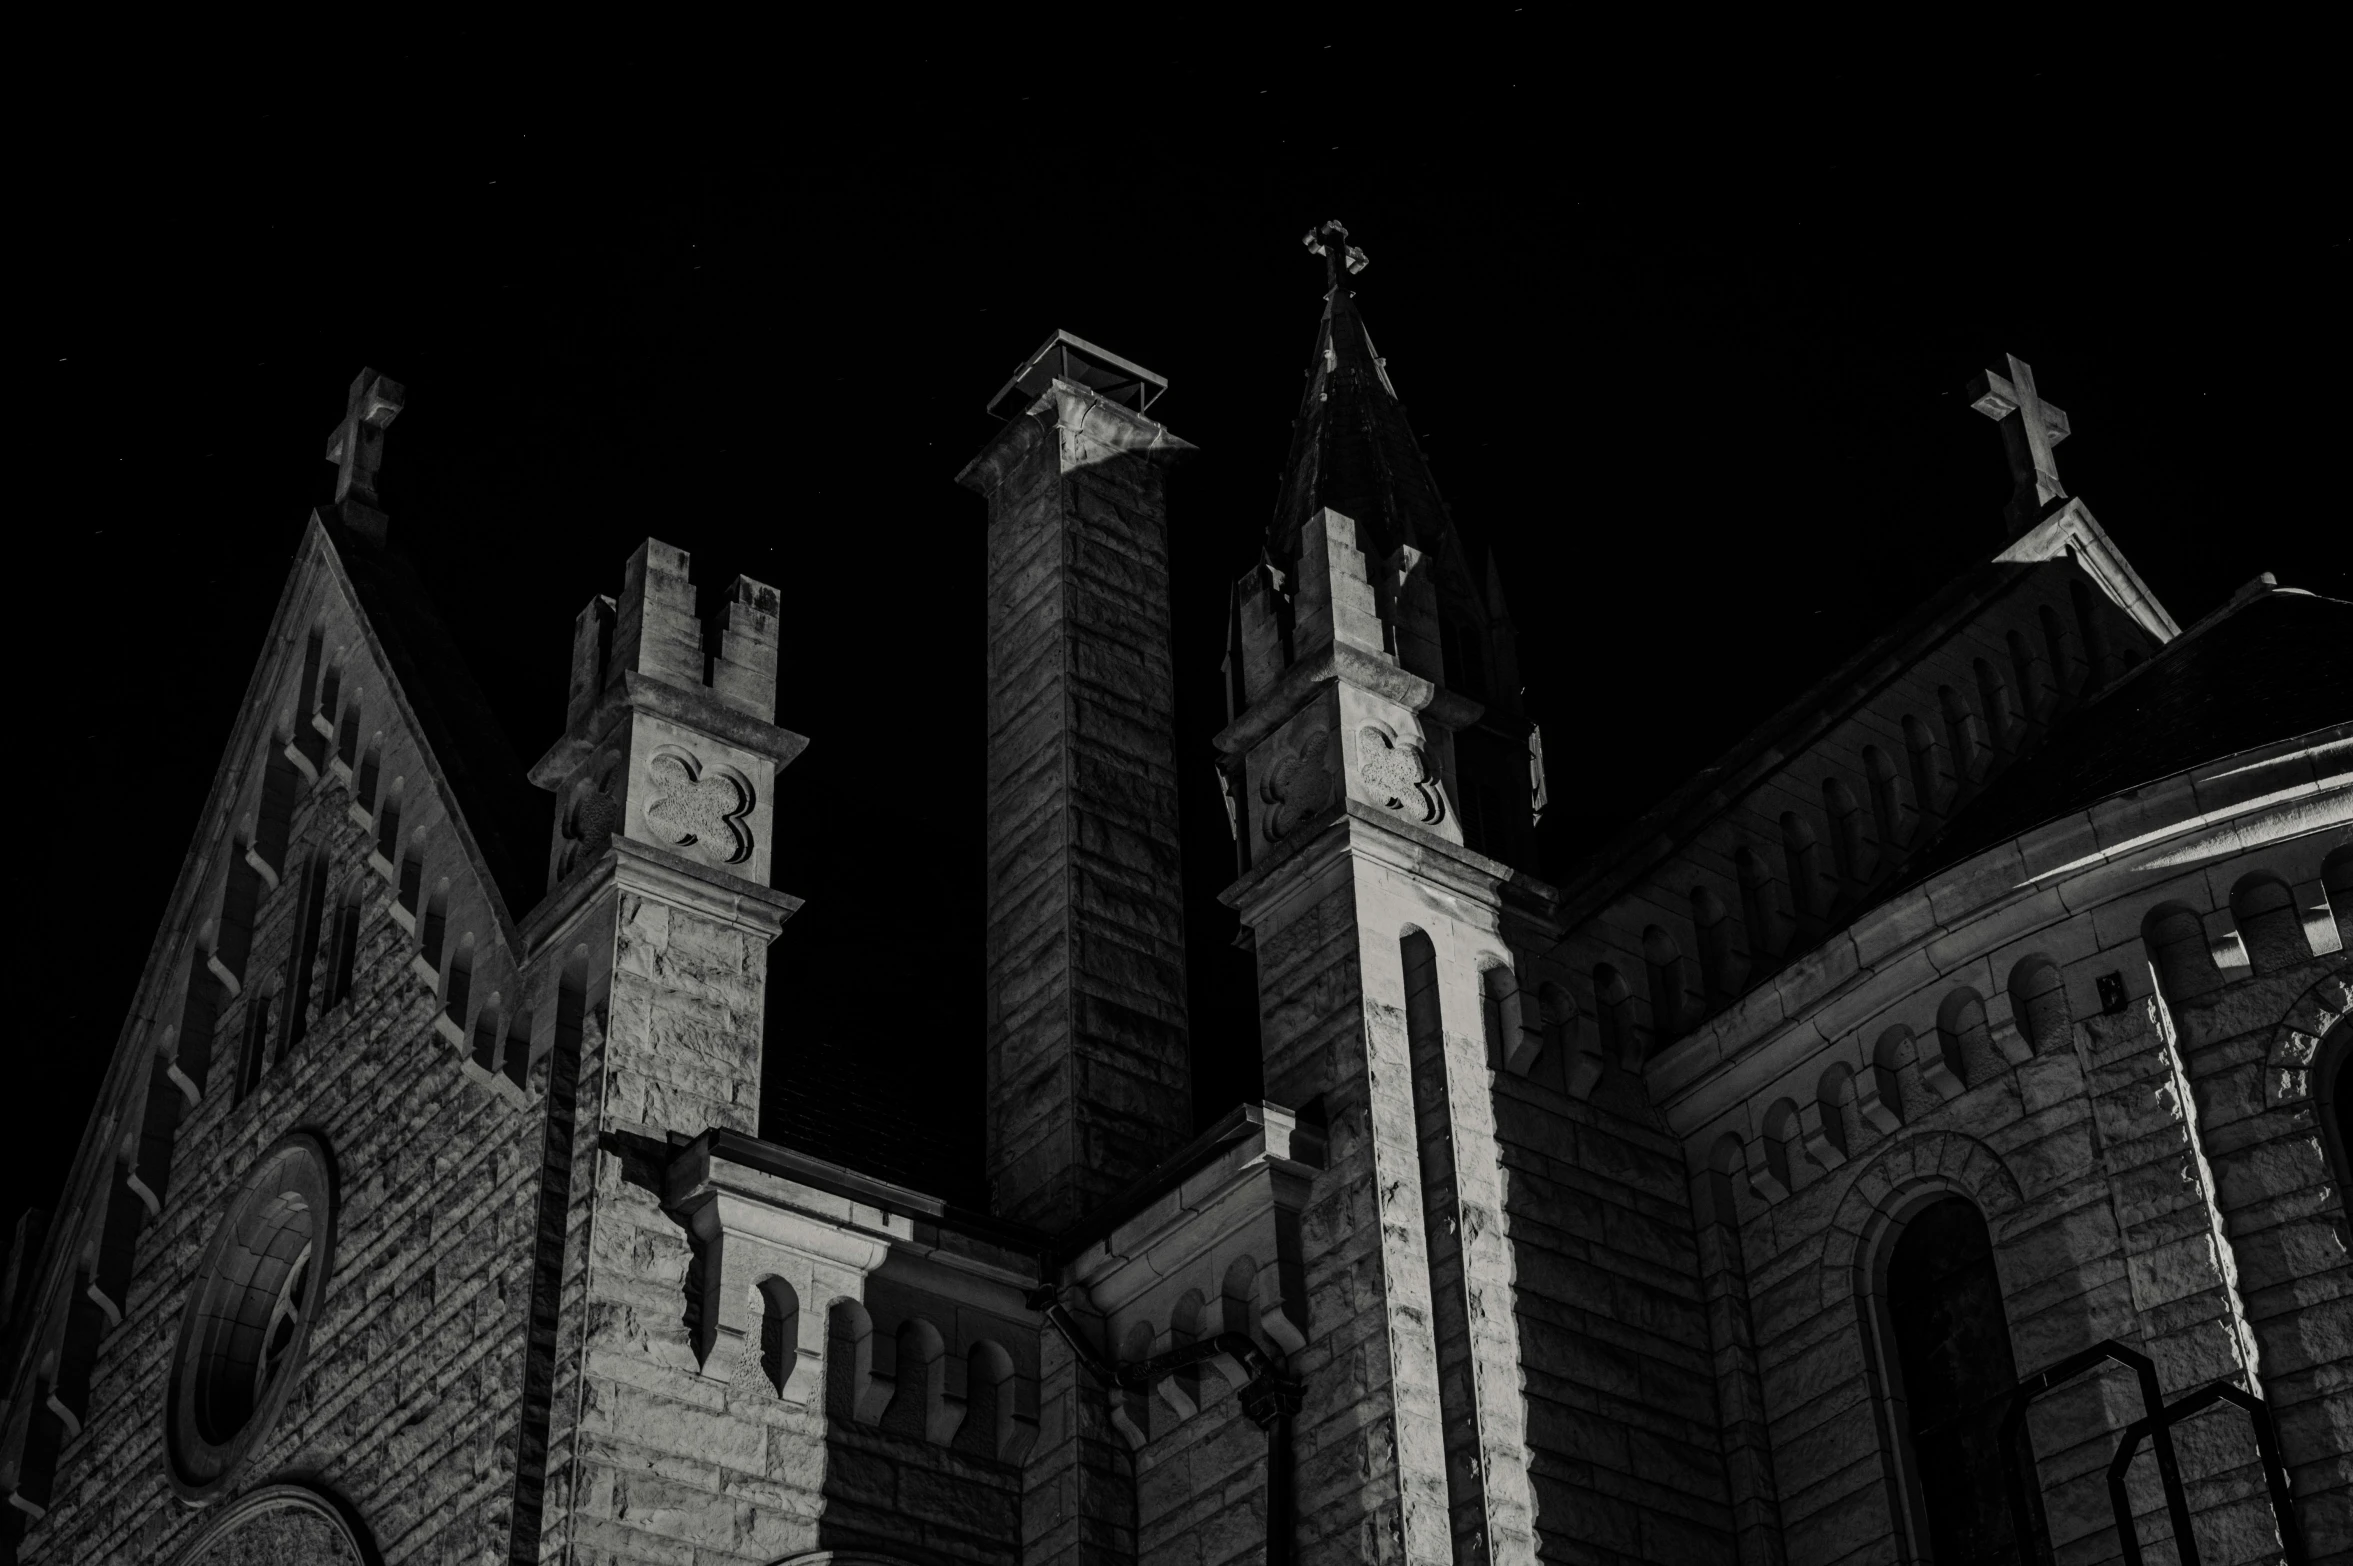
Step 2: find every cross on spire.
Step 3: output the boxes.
[324,368,406,535]
[1967,352,2071,535]
[1303,219,1368,293]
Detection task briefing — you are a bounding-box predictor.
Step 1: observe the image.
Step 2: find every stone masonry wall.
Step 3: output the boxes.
[528,887,831,1566]
[975,391,1193,1232]
[1246,848,1432,1562]
[1729,970,2287,1566]
[1491,1055,1743,1564]
[25,649,545,1565]
[1134,1367,1269,1566]
[2172,952,2353,1553]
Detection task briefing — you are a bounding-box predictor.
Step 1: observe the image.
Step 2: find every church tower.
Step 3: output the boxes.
[1213,224,1550,1563]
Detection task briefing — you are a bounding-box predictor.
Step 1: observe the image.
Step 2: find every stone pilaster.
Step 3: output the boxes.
[960,380,1195,1232]
[1216,507,1539,1564]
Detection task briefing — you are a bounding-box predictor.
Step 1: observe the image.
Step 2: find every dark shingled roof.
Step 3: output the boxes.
[327,518,552,920]
[1916,585,2353,877]
[1268,280,1457,568]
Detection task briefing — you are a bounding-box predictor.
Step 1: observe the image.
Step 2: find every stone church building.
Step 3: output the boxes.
[2,225,2347,1565]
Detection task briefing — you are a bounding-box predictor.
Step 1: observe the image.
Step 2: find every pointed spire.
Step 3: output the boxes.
[1269,222,1455,565]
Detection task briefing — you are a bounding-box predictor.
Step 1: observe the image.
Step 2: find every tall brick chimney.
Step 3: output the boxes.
[959,331,1195,1232]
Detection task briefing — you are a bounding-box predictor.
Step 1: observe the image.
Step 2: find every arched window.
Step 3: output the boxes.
[1642,925,1696,1044]
[2229,871,2308,974]
[1780,812,1826,923]
[374,777,404,866]
[1691,886,1736,1002]
[2038,604,2076,697]
[956,1340,1017,1460]
[2328,843,2353,952]
[826,1300,876,1422]
[325,882,363,1010]
[334,689,362,774]
[1736,846,1784,966]
[1403,929,1487,1554]
[2070,579,2115,688]
[2142,902,2221,1008]
[1939,685,1986,787]
[1822,778,1867,901]
[282,854,330,1056]
[1863,744,1907,855]
[396,830,426,923]
[1814,1063,1856,1162]
[314,657,342,746]
[1873,1196,2048,1563]
[755,1277,800,1399]
[445,935,476,1036]
[1935,988,1994,1084]
[420,881,451,981]
[1974,658,2017,753]
[2006,628,2047,724]
[235,987,275,1102]
[2317,1015,2353,1251]
[1903,715,1946,822]
[1592,963,1637,1067]
[2005,955,2070,1056]
[882,1318,947,1439]
[354,735,383,817]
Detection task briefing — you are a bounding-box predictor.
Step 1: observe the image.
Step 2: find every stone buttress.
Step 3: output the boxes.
[513,539,807,1563]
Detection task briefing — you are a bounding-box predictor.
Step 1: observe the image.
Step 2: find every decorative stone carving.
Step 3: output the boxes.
[1260,727,1335,842]
[168,1483,367,1565]
[557,749,625,878]
[1358,724,1442,824]
[644,745,755,864]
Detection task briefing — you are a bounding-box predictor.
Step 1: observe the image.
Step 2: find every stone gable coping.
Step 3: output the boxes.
[527,668,811,789]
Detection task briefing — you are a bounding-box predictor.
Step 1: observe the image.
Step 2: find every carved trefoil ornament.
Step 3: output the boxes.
[1260,726,1336,842]
[643,745,756,864]
[1358,723,1443,824]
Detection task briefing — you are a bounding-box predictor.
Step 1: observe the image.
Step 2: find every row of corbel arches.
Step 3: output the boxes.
[1104,1254,1275,1451]
[736,1257,1280,1465]
[784,1292,1034,1465]
[298,629,533,1097]
[1546,579,2143,1083]
[1718,857,2349,1211]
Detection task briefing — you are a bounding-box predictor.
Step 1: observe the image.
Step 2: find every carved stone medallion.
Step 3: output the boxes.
[1261,727,1336,842]
[643,745,756,864]
[1359,726,1442,823]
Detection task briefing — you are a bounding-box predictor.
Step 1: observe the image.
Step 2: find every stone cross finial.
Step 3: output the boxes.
[1967,352,2071,534]
[324,368,407,510]
[1303,219,1369,290]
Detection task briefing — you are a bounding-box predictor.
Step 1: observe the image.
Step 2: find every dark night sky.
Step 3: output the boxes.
[14,30,2343,1233]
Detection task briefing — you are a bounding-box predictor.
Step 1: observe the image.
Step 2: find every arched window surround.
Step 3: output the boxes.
[1842,1161,2042,1566]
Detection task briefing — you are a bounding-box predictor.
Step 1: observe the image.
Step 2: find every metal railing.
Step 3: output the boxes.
[2000,1338,2305,1566]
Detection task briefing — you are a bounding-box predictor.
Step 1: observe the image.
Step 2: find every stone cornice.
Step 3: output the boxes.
[528,670,810,789]
[1647,721,2353,1139]
[1210,641,1485,760]
[1064,1104,1325,1363]
[1219,802,1555,930]
[955,378,1193,497]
